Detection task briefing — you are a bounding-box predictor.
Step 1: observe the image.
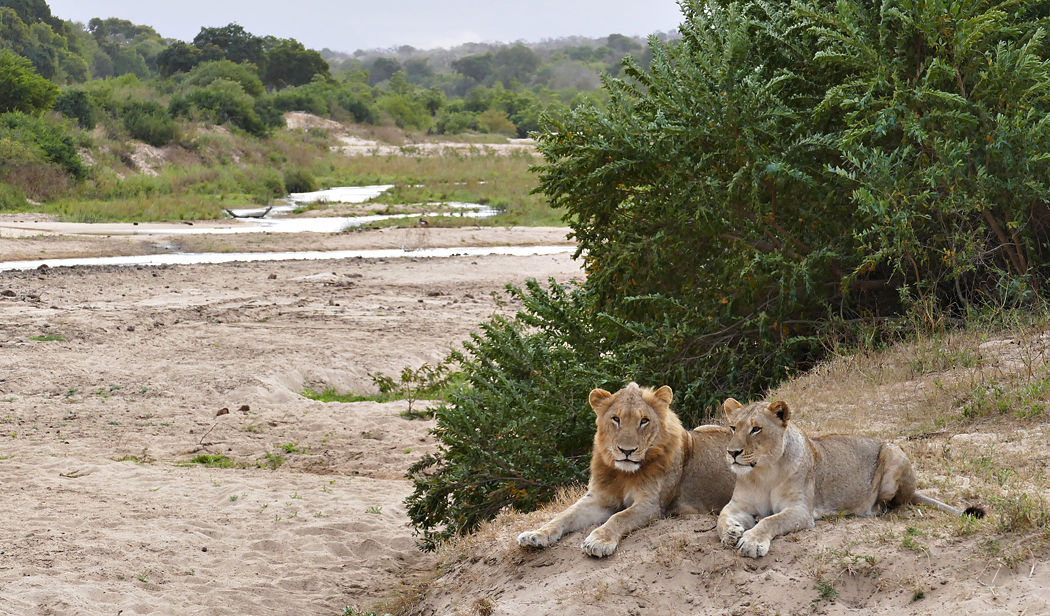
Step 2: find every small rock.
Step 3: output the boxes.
[1,290,14,297]
[216,408,229,417]
[127,326,135,332]
[267,274,277,280]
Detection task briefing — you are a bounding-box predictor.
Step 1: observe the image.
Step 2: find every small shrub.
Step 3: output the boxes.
[184,60,265,97]
[283,167,318,194]
[0,112,82,178]
[122,101,177,147]
[186,454,241,468]
[0,182,27,210]
[54,89,98,129]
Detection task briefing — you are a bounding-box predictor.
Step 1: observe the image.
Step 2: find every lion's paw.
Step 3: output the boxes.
[737,529,770,558]
[581,529,618,558]
[721,522,746,549]
[518,529,556,549]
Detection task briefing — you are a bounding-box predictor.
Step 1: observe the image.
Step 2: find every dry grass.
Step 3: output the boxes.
[771,316,1050,567]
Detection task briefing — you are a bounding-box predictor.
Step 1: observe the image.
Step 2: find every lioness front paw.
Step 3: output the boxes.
[721,522,745,549]
[581,529,618,558]
[737,529,770,558]
[518,529,557,549]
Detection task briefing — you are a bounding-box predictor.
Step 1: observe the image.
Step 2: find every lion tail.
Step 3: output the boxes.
[912,492,985,518]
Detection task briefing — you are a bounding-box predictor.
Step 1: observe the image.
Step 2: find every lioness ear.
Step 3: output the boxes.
[722,398,743,421]
[768,400,791,425]
[653,385,673,406]
[589,388,613,415]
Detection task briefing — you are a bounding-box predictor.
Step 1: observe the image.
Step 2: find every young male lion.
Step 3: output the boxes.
[518,383,735,558]
[717,399,982,558]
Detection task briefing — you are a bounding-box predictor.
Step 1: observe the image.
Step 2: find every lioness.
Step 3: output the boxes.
[517,383,735,557]
[717,399,982,558]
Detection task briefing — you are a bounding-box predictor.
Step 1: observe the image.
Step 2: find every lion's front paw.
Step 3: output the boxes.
[737,528,770,558]
[518,529,557,549]
[581,528,618,558]
[721,522,745,549]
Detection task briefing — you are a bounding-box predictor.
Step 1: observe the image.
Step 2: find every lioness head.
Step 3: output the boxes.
[722,399,791,475]
[590,382,678,473]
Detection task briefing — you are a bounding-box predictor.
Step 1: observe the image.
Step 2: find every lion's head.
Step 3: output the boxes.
[590,382,682,474]
[722,399,791,475]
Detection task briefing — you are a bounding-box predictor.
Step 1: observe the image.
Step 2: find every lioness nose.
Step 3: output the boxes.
[618,447,636,458]
[728,449,743,459]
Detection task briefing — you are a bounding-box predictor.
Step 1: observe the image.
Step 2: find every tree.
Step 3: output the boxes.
[368,56,401,85]
[193,23,263,66]
[262,38,330,89]
[451,53,492,82]
[492,45,540,85]
[156,41,223,77]
[404,57,433,81]
[0,0,61,29]
[0,47,58,113]
[605,33,641,53]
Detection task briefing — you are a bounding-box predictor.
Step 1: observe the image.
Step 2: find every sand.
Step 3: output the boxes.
[0,229,583,615]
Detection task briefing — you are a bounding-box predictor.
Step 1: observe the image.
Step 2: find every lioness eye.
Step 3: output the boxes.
[611,416,620,425]
[730,426,736,432]
[750,426,762,435]
[640,418,649,427]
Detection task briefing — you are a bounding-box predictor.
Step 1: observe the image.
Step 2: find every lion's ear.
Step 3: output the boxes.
[589,388,614,415]
[722,398,743,422]
[768,400,791,425]
[653,385,673,406]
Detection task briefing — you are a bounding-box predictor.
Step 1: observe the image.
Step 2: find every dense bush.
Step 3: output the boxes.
[0,111,82,178]
[172,79,269,137]
[407,279,621,550]
[282,167,318,193]
[54,88,97,128]
[122,100,177,147]
[0,182,28,210]
[409,0,1050,543]
[183,60,265,97]
[267,81,376,124]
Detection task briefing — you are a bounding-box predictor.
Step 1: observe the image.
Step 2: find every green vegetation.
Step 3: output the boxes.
[407,0,1050,546]
[0,0,651,224]
[303,360,461,419]
[183,453,243,468]
[30,333,64,341]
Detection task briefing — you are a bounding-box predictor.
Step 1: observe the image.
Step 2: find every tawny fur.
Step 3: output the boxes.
[517,383,735,558]
[717,399,971,559]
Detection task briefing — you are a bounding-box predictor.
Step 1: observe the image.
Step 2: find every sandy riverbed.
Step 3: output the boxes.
[0,226,583,615]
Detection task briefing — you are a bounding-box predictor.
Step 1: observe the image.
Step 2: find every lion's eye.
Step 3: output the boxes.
[640,418,649,427]
[750,426,762,435]
[611,416,620,425]
[730,426,736,433]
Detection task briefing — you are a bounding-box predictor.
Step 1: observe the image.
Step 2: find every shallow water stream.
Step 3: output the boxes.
[0,245,574,271]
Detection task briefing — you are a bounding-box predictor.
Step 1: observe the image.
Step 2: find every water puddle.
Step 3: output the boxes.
[286,185,395,204]
[0,246,574,271]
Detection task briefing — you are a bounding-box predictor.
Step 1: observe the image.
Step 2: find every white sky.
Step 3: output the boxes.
[46,1,685,51]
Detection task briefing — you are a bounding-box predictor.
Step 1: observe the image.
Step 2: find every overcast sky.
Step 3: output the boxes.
[46,1,685,51]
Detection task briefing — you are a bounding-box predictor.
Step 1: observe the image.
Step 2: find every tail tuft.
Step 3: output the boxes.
[963,506,986,519]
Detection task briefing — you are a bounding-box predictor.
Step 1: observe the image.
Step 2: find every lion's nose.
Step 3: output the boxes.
[618,447,636,458]
[728,449,743,460]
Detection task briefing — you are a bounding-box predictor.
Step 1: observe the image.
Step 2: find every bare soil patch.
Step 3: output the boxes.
[0,244,583,615]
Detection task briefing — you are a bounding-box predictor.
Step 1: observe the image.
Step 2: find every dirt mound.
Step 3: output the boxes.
[413,331,1050,615]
